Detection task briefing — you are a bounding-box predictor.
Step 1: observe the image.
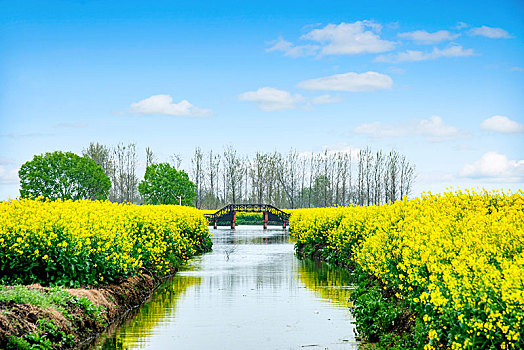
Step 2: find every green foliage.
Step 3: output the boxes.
[0,286,76,312]
[2,286,104,349]
[350,284,404,342]
[7,318,75,350]
[0,286,104,321]
[0,285,51,308]
[234,213,263,225]
[72,295,106,326]
[19,151,111,200]
[138,163,197,205]
[7,335,32,350]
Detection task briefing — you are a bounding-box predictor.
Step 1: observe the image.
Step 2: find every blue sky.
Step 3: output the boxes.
[1,0,523,200]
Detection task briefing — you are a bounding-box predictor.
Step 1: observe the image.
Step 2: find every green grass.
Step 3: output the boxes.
[1,285,106,349]
[0,285,106,324]
[0,285,73,310]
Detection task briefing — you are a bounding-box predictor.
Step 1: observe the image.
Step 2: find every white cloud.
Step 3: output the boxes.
[375,44,474,63]
[469,26,512,39]
[297,71,393,92]
[417,116,460,140]
[398,30,460,44]
[460,152,524,182]
[267,21,395,58]
[301,21,395,56]
[480,116,524,134]
[238,87,305,111]
[311,94,344,104]
[129,94,213,117]
[354,116,460,141]
[266,37,319,58]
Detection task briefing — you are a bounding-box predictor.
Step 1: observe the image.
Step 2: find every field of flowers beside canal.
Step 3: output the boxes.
[289,189,524,350]
[0,199,212,349]
[0,199,212,286]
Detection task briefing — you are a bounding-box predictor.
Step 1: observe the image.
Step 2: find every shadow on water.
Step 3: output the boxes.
[91,225,359,350]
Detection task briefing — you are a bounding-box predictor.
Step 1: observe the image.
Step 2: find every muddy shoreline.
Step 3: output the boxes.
[0,269,177,349]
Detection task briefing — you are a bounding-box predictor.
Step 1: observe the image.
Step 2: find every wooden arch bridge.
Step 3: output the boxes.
[204,204,291,229]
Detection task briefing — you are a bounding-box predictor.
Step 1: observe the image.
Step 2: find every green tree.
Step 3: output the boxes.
[19,151,111,200]
[138,163,197,205]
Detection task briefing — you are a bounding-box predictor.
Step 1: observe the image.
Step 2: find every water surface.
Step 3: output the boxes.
[92,226,358,349]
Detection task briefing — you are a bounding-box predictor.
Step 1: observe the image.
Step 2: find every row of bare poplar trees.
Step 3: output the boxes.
[82,142,416,208]
[191,146,416,209]
[83,143,141,203]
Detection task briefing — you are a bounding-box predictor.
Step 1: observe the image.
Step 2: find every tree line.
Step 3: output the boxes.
[190,146,415,209]
[21,142,415,208]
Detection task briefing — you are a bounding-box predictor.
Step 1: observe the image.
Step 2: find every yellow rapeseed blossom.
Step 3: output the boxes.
[0,198,212,286]
[289,189,524,349]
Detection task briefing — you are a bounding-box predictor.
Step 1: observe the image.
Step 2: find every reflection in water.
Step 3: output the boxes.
[298,259,354,307]
[216,229,290,245]
[92,226,358,349]
[92,276,201,349]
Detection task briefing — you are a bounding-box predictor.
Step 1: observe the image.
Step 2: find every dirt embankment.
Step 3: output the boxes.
[0,270,170,349]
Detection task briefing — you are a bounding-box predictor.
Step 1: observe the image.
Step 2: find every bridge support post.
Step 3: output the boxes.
[231,211,236,229]
[263,211,268,230]
[213,220,217,229]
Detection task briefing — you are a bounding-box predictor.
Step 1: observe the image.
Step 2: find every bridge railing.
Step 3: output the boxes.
[204,203,290,223]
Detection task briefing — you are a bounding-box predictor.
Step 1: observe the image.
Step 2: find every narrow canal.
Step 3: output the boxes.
[91,226,359,349]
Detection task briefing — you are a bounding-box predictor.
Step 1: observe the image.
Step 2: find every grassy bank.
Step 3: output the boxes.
[289,189,524,350]
[0,274,150,349]
[0,199,212,349]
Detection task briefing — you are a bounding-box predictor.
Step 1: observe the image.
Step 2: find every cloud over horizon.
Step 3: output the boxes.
[238,87,305,111]
[267,20,395,57]
[480,116,524,134]
[297,71,393,92]
[265,37,319,58]
[460,152,524,182]
[398,30,460,44]
[354,116,460,142]
[238,88,343,111]
[469,26,512,38]
[129,94,213,117]
[376,45,474,63]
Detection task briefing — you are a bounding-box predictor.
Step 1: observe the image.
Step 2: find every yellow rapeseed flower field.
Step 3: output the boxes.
[0,198,212,286]
[289,189,524,350]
